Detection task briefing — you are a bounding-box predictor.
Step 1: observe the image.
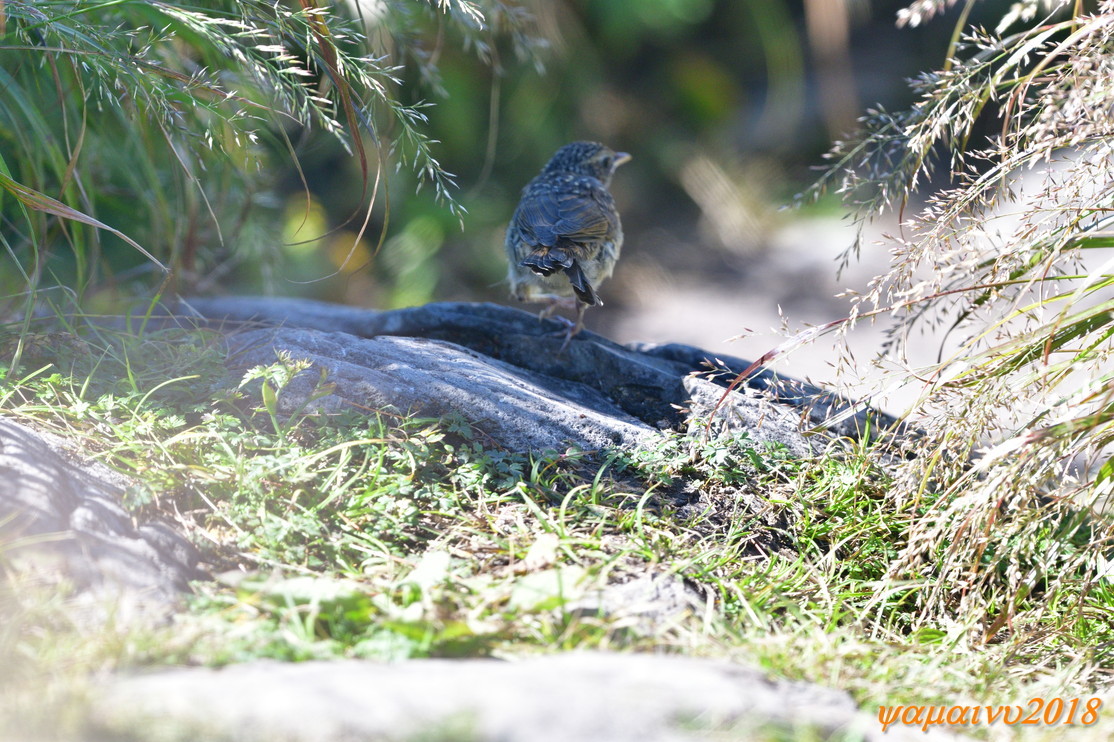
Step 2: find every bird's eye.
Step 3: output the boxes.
[601,156,613,169]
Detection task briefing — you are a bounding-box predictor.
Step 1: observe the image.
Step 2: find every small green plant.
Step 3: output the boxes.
[238,354,336,442]
[612,427,793,488]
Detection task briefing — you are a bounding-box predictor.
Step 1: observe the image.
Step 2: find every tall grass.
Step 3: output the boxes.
[806,0,1114,652]
[0,0,540,320]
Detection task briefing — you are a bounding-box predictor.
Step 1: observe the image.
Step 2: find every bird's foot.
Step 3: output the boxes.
[541,313,575,330]
[556,303,589,354]
[530,298,587,354]
[556,321,583,355]
[536,314,579,353]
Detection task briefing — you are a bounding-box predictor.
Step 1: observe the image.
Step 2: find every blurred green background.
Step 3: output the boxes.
[268,0,950,313]
[0,0,1023,348]
[255,0,1030,345]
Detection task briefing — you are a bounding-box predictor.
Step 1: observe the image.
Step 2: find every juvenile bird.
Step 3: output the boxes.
[505,141,631,349]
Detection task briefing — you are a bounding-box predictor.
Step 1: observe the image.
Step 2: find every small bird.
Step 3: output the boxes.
[505,141,631,350]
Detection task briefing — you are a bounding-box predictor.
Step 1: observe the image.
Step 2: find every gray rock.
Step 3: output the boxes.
[228,328,659,452]
[90,651,936,742]
[182,297,693,426]
[176,297,895,452]
[0,418,204,621]
[570,573,706,635]
[683,375,823,457]
[634,341,903,441]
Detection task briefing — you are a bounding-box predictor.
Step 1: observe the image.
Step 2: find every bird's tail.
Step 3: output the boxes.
[564,262,602,306]
[520,246,571,277]
[520,246,601,306]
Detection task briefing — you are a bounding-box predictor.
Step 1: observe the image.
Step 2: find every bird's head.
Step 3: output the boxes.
[542,141,631,185]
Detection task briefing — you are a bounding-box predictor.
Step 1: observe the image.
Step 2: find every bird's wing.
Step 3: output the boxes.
[513,175,618,255]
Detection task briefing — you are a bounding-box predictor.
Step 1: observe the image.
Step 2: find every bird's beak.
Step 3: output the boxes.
[615,152,632,166]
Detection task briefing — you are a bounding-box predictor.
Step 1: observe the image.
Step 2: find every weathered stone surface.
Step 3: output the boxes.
[0,418,204,619]
[176,297,895,452]
[182,297,691,426]
[570,573,706,635]
[683,375,822,457]
[634,341,901,441]
[228,328,659,452]
[91,652,944,742]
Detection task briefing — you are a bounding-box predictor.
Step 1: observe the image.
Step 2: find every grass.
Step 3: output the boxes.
[798,1,1114,658]
[1,325,1112,741]
[4,2,1114,739]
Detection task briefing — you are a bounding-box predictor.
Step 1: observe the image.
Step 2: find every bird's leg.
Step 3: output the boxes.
[557,302,590,354]
[535,296,578,325]
[526,295,586,352]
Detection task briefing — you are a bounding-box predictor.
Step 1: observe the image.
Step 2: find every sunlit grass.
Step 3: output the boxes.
[1,325,1112,739]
